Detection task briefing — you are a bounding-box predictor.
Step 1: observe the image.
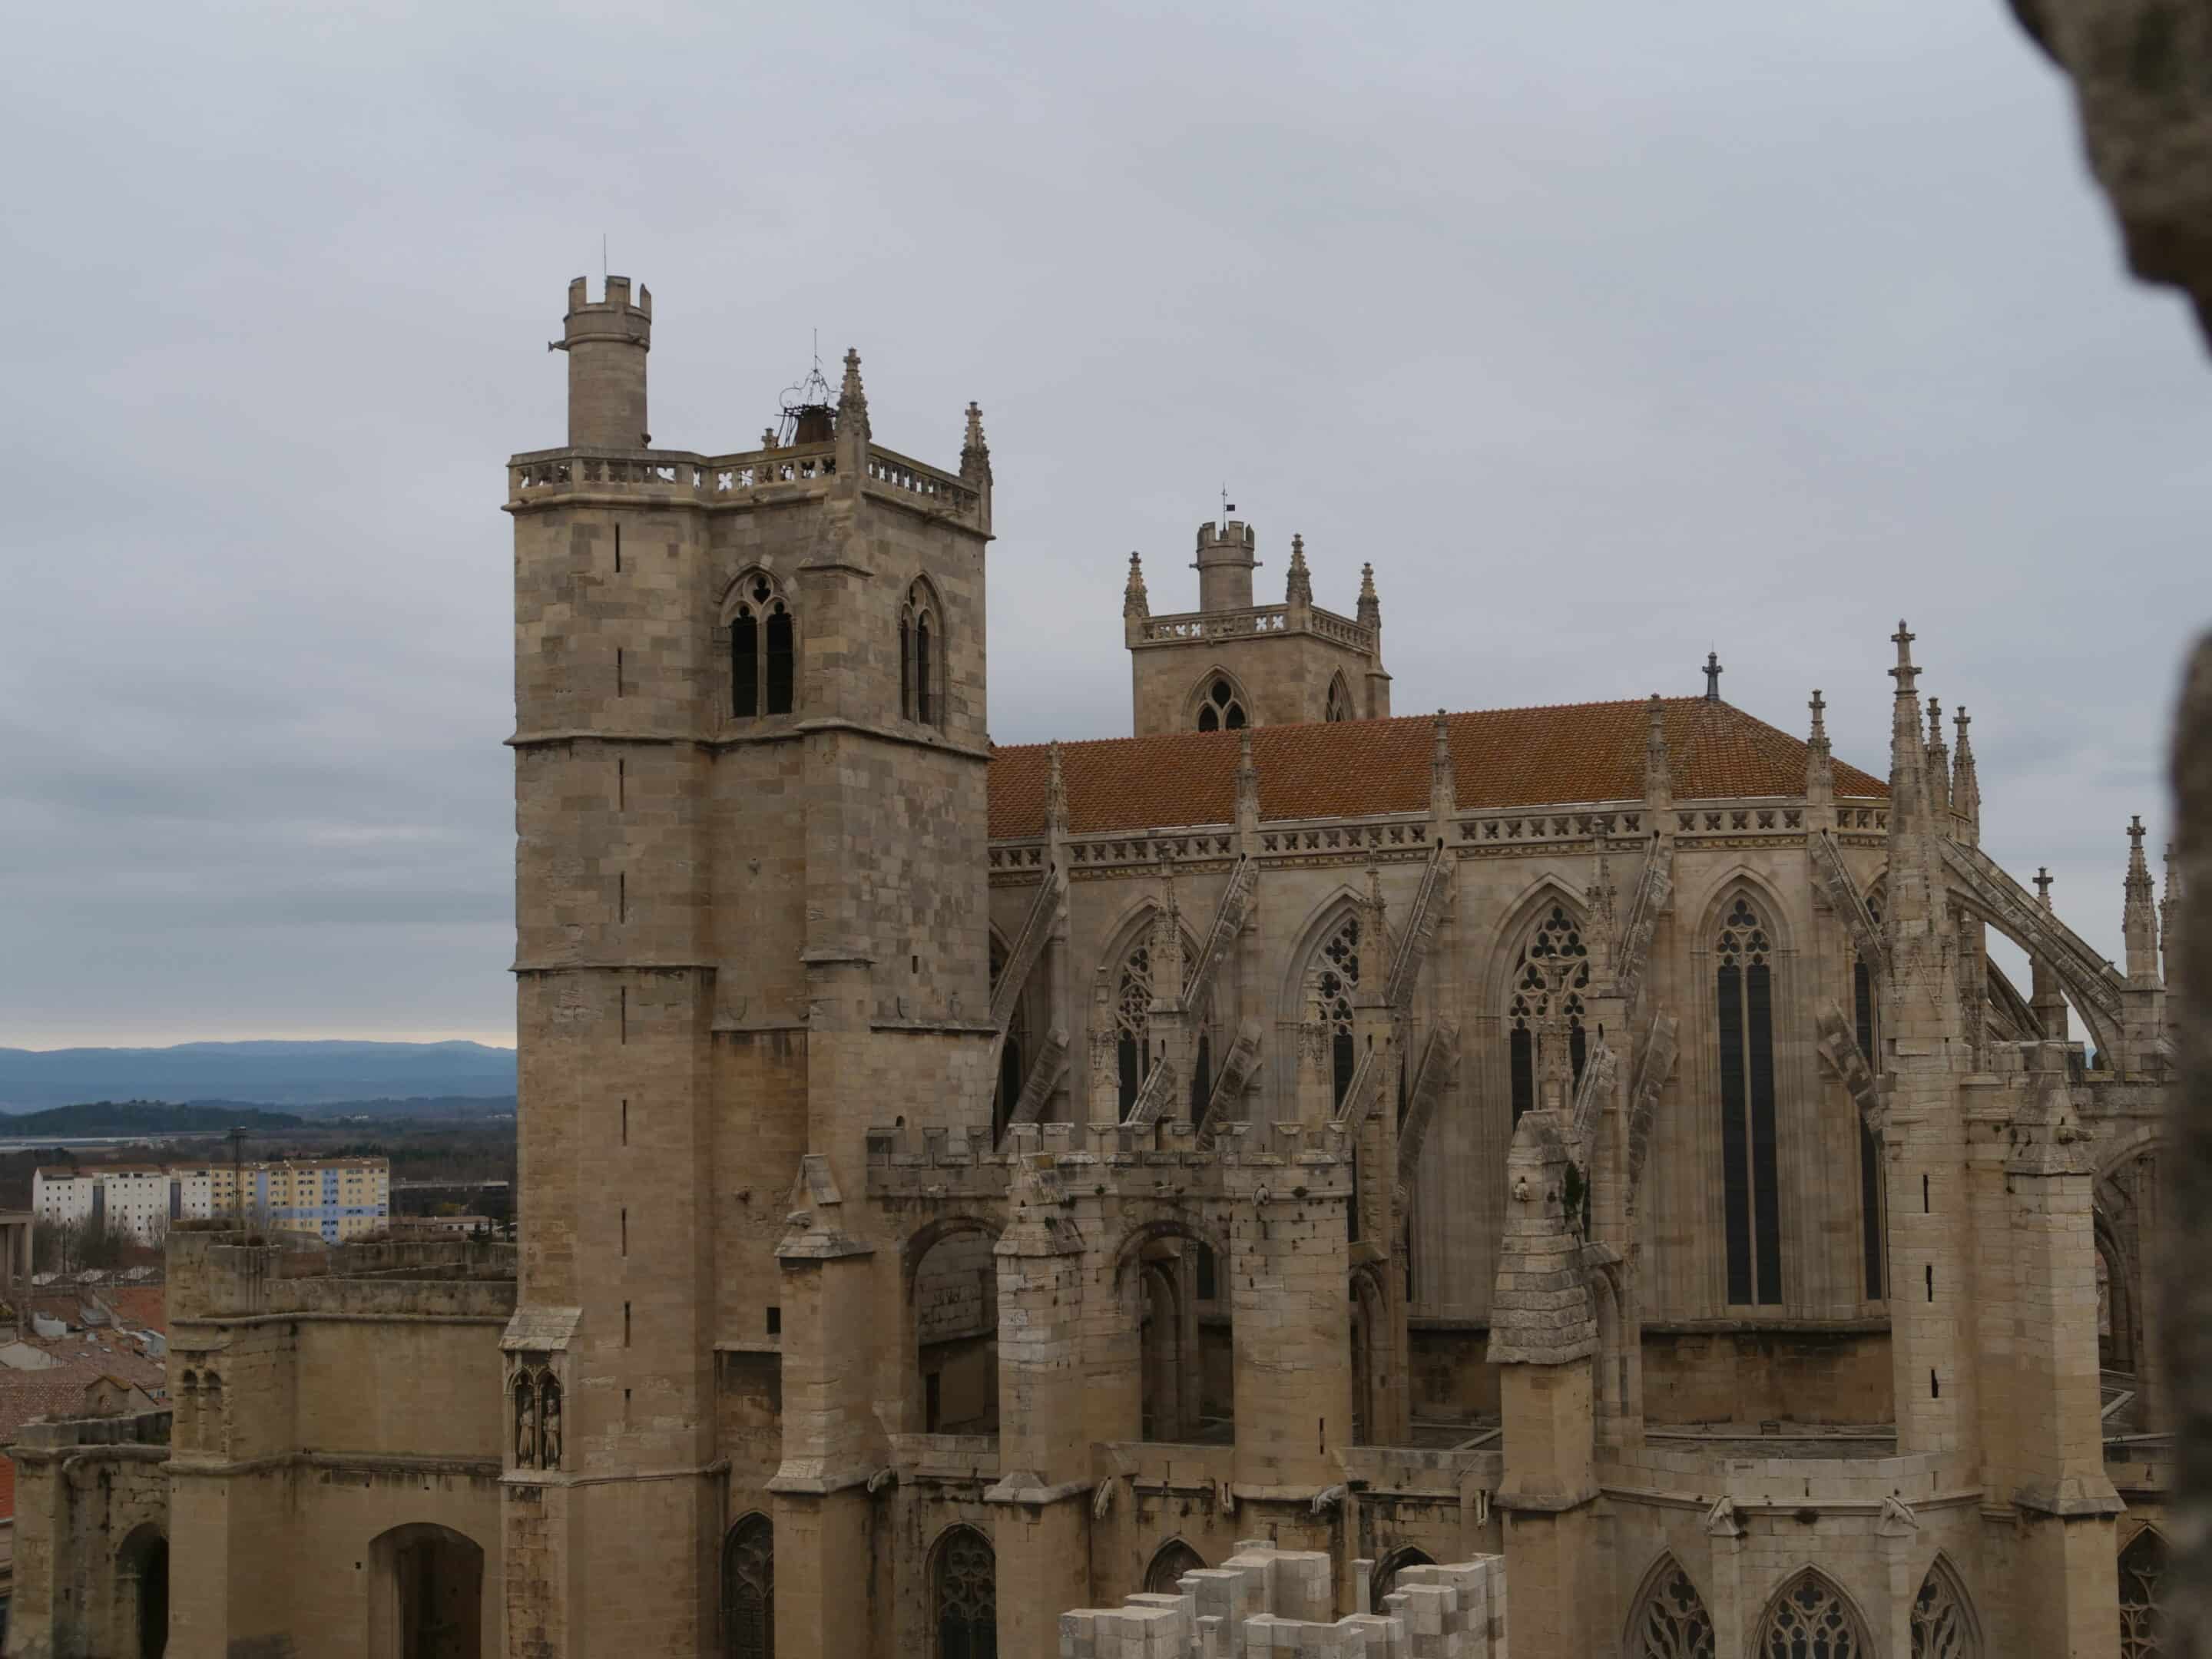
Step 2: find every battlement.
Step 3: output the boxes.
[863,1117,1354,1202]
[1195,519,1257,552]
[564,273,652,321]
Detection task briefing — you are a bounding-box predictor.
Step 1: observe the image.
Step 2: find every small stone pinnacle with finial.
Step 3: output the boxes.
[2035,866,2054,909]
[1809,689,1827,743]
[1889,620,1918,694]
[960,400,991,484]
[1926,697,1944,748]
[1286,534,1313,607]
[1122,551,1148,619]
[1703,651,1723,701]
[1356,561,1380,629]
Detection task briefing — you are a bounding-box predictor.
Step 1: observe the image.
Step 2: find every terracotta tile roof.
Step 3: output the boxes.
[989,697,1886,840]
[104,1286,166,1336]
[0,1452,15,1521]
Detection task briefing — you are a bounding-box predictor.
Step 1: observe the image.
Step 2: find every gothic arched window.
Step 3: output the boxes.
[1856,889,1886,1300]
[1315,916,1361,1107]
[1145,1538,1205,1595]
[1757,1571,1867,1659]
[1325,675,1352,723]
[730,573,796,718]
[722,1513,773,1659]
[990,933,1025,1139]
[902,581,942,729]
[1115,944,1156,1114]
[2119,1528,2167,1659]
[1717,894,1783,1306]
[1371,1547,1435,1608]
[1197,677,1247,732]
[1628,1558,1715,1659]
[934,1525,996,1659]
[1910,1557,1975,1658]
[1507,903,1589,1123]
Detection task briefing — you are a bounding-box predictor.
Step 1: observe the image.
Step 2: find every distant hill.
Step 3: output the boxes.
[0,1041,518,1111]
[0,1100,307,1136]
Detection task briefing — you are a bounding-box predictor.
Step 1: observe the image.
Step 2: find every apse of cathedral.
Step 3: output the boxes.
[4,279,2175,1659]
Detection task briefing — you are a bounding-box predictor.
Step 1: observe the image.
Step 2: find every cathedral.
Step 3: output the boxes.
[3,277,2177,1657]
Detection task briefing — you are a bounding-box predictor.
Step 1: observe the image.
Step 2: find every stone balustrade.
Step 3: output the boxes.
[1134,604,1377,654]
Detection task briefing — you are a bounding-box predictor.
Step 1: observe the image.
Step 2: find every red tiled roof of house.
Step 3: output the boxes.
[988,697,1886,840]
[104,1286,166,1336]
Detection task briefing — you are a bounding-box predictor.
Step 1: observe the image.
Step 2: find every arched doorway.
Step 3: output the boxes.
[1371,1547,1435,1608]
[118,1524,167,1659]
[908,1223,1000,1433]
[1144,1538,1205,1595]
[369,1523,484,1659]
[932,1525,995,1659]
[721,1512,773,1659]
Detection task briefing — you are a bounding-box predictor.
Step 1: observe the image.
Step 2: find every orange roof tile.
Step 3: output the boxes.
[988,697,1885,840]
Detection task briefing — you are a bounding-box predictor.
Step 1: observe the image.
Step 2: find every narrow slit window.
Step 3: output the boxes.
[732,611,760,717]
[915,614,932,726]
[1717,896,1782,1306]
[764,605,794,714]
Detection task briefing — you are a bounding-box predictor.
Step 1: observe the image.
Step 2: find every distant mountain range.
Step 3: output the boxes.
[0,1041,518,1111]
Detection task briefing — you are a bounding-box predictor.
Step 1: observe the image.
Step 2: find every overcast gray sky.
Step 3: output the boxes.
[2,1,2202,1048]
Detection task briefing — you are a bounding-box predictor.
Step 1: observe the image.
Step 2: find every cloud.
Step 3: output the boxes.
[1,0,2202,1043]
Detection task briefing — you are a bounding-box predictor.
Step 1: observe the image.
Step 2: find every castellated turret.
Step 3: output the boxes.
[1190,518,1259,612]
[555,274,652,448]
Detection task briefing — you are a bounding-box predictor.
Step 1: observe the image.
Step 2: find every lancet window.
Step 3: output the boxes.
[1757,1571,1866,1659]
[901,580,942,728]
[721,1514,773,1659]
[1855,892,1886,1301]
[1145,1539,1205,1595]
[1909,1558,1975,1658]
[730,573,795,718]
[934,1525,996,1659]
[1325,674,1352,723]
[1197,677,1247,732]
[1507,903,1589,1122]
[1716,894,1783,1306]
[990,934,1025,1140]
[1315,915,1362,1106]
[1629,1559,1715,1659]
[1115,944,1156,1114]
[2119,1528,2166,1659]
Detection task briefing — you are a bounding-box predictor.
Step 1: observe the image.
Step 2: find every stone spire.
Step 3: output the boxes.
[836,346,869,437]
[1045,740,1068,843]
[959,400,992,484]
[1428,710,1457,825]
[1925,697,1952,816]
[1703,651,1724,702]
[1951,707,1981,841]
[1234,727,1261,840]
[1122,551,1149,619]
[1888,621,1928,823]
[1806,689,1833,808]
[2164,841,2183,987]
[2032,868,2071,1040]
[1642,694,1673,820]
[1356,562,1381,631]
[2125,816,2161,987]
[1285,534,1313,608]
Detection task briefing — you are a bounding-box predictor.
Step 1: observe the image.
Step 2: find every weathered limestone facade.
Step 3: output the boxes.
[5,278,2179,1657]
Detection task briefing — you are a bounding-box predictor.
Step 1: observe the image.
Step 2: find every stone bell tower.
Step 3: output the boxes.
[502,276,997,1657]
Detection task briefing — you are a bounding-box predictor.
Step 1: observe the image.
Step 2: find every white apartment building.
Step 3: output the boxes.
[31,1157,392,1245]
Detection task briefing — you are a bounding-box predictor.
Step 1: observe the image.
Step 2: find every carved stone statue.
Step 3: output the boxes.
[539,1382,561,1469]
[515,1383,538,1469]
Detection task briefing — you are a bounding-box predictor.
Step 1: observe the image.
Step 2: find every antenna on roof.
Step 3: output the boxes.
[1220,483,1237,527]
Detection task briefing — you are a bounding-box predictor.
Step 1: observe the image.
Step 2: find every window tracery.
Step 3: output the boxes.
[1197,677,1247,732]
[1758,1571,1866,1659]
[1507,902,1589,1122]
[722,1514,773,1659]
[901,581,942,728]
[2119,1528,2166,1659]
[934,1526,996,1659]
[1717,893,1783,1306]
[1856,891,1886,1301]
[1325,675,1352,723]
[1315,915,1362,1107]
[1630,1561,1715,1659]
[1910,1559,1974,1659]
[730,573,795,718]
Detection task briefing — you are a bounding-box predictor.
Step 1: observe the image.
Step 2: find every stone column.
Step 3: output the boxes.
[2002,1043,2123,1657]
[1226,1144,1354,1491]
[1486,1109,1599,1659]
[987,1155,1092,1655]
